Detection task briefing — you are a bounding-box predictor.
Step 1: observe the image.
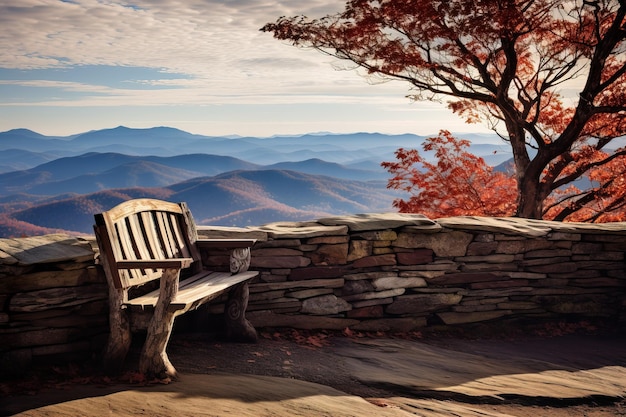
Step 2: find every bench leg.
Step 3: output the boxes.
[224,282,257,342]
[103,287,132,374]
[140,268,179,379]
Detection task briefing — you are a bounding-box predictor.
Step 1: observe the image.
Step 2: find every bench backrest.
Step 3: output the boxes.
[94,199,201,289]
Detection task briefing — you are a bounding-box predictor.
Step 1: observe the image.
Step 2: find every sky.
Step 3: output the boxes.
[0,0,494,138]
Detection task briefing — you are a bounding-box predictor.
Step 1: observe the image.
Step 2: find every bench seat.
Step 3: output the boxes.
[128,270,259,312]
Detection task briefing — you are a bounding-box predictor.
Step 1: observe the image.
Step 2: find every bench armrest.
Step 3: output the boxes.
[116,258,194,270]
[196,239,257,249]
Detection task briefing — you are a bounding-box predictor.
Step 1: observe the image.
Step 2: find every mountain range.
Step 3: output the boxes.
[0,126,509,237]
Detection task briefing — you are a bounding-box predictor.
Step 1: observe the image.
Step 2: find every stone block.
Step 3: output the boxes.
[428,272,501,285]
[397,249,433,265]
[289,266,352,281]
[570,278,625,287]
[0,269,94,293]
[307,236,349,244]
[456,254,516,263]
[3,327,77,349]
[501,272,547,279]
[571,242,604,254]
[470,279,529,290]
[373,247,394,255]
[352,254,396,268]
[246,298,302,312]
[498,239,560,254]
[525,249,572,258]
[252,255,310,269]
[346,305,384,318]
[318,212,437,232]
[572,252,624,261]
[286,288,334,299]
[344,271,396,281]
[10,284,108,313]
[0,234,95,266]
[466,241,498,256]
[251,278,345,292]
[343,279,375,295]
[343,288,405,302]
[437,310,511,324]
[394,231,473,257]
[259,272,289,283]
[497,301,540,310]
[309,243,348,265]
[253,239,301,248]
[452,304,496,313]
[526,262,578,274]
[582,234,626,243]
[256,223,348,239]
[301,294,352,315]
[461,262,519,272]
[371,276,427,290]
[249,290,285,302]
[465,287,534,297]
[386,293,463,315]
[253,248,304,257]
[473,233,495,243]
[347,240,372,262]
[197,227,268,241]
[351,297,394,308]
[548,232,581,241]
[352,230,398,241]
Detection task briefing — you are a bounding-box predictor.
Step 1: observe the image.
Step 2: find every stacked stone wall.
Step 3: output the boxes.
[0,235,106,377]
[200,215,626,333]
[1,215,625,377]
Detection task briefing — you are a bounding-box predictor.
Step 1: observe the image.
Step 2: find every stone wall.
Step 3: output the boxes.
[199,214,626,332]
[0,234,106,377]
[1,215,625,377]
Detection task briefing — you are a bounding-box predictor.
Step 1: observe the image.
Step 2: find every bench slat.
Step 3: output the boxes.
[126,270,258,311]
[142,211,164,259]
[170,213,191,259]
[156,211,176,258]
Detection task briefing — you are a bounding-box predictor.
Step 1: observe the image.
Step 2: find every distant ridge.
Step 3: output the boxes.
[5,169,399,235]
[0,126,506,237]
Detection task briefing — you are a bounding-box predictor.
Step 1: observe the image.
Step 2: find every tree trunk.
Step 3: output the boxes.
[139,268,179,379]
[516,174,544,219]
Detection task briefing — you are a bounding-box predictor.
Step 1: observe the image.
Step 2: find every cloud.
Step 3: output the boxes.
[0,1,342,71]
[0,1,375,103]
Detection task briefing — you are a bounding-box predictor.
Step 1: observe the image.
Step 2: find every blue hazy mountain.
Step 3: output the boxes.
[0,126,505,237]
[7,170,400,234]
[0,152,260,196]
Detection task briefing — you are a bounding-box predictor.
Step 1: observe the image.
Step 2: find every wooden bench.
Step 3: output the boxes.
[94,198,258,379]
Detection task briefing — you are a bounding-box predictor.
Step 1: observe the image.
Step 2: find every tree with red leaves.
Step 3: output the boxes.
[262,1,626,221]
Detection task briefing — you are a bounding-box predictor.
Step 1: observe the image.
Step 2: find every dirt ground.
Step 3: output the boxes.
[2,326,625,417]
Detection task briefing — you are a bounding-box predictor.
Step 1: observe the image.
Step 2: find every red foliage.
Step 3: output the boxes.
[382,130,517,218]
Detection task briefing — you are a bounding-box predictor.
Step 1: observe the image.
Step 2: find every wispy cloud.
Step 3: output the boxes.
[1,1,353,96]
[0,1,488,136]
